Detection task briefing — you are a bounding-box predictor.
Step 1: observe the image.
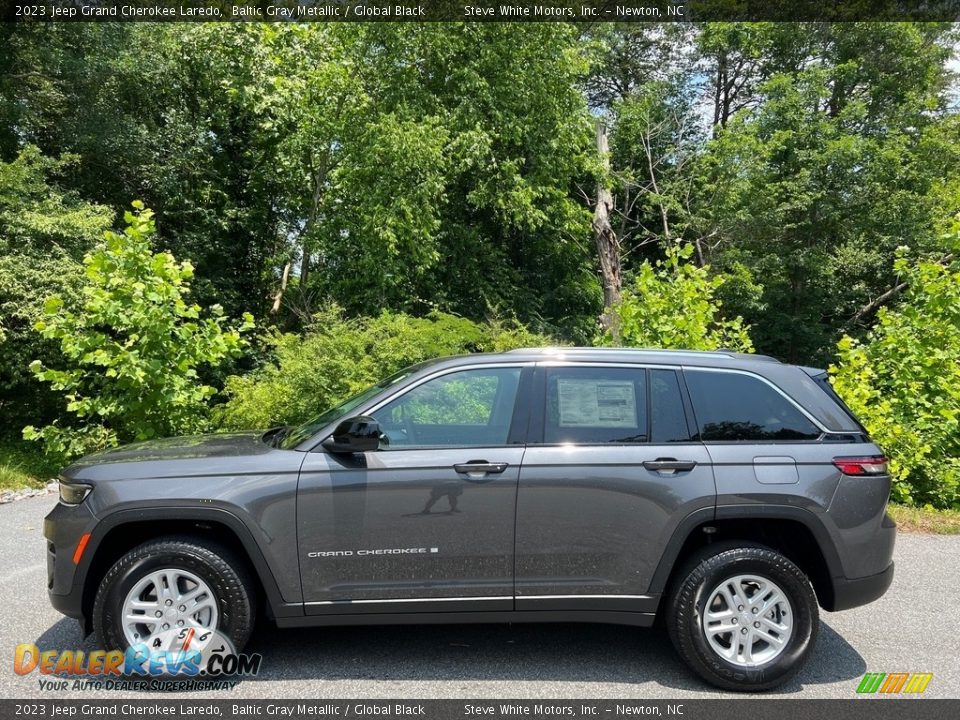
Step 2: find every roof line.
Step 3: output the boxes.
[503,347,778,362]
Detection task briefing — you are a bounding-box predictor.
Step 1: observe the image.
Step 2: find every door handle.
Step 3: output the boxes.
[643,458,697,474]
[454,461,509,479]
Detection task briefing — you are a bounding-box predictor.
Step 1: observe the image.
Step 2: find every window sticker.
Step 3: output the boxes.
[557,379,637,427]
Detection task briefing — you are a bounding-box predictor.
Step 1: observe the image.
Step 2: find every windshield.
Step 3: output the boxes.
[278,364,426,449]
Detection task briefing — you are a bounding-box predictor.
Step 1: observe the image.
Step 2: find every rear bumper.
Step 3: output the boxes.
[827,562,894,612]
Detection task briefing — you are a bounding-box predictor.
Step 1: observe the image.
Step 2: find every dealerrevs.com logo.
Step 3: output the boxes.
[14,629,262,691]
[856,672,933,695]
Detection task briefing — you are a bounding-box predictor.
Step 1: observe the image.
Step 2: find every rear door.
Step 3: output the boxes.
[297,364,530,614]
[514,364,715,612]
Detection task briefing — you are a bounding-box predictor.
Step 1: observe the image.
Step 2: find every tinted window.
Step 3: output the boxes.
[373,368,521,448]
[651,370,693,443]
[545,368,648,444]
[684,370,821,441]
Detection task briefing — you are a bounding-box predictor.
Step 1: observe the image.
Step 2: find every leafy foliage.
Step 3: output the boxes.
[689,23,959,363]
[830,243,960,508]
[607,244,754,352]
[0,146,113,433]
[217,308,551,431]
[23,204,253,458]
[2,23,960,506]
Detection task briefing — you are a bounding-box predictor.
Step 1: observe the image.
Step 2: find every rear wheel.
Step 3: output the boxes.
[93,537,256,655]
[667,544,819,691]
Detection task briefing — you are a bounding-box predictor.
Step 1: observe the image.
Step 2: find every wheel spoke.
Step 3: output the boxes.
[705,619,738,636]
[124,613,158,625]
[760,616,789,633]
[129,599,160,611]
[165,570,181,599]
[180,586,206,604]
[726,582,746,609]
[753,624,787,646]
[718,586,737,612]
[706,607,736,621]
[758,590,783,614]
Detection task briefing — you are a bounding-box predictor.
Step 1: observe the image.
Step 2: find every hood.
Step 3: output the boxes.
[64,431,272,473]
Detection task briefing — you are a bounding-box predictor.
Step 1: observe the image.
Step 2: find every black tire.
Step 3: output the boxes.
[666,543,819,692]
[93,536,256,655]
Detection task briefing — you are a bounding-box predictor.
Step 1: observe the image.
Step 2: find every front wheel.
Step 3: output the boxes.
[667,544,819,691]
[92,537,256,657]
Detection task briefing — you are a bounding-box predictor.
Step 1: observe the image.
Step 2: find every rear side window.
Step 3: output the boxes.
[811,372,868,434]
[545,367,648,443]
[684,370,821,441]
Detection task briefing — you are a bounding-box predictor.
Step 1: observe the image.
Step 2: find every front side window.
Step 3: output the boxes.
[544,367,649,444]
[684,369,821,441]
[372,367,521,448]
[280,365,422,449]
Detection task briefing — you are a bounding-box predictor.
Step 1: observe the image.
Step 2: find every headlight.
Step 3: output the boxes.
[58,479,92,505]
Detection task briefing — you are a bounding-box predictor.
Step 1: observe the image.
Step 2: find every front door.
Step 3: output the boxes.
[297,365,528,614]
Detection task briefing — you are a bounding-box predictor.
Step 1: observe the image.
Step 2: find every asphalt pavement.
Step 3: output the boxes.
[1,494,957,699]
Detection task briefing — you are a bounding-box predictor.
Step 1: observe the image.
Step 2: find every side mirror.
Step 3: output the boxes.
[322,416,381,454]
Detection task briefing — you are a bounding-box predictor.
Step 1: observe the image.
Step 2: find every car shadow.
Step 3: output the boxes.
[34,617,865,695]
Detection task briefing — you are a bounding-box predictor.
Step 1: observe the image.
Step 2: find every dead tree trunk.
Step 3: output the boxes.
[593,121,623,342]
[270,260,292,314]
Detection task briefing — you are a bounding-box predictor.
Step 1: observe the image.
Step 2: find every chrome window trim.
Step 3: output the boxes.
[535,361,828,436]
[681,365,829,435]
[304,362,533,451]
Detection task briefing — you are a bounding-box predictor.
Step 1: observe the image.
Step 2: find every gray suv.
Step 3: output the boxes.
[44,348,895,690]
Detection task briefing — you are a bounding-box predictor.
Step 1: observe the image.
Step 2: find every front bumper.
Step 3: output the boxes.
[44,500,97,627]
[828,562,894,612]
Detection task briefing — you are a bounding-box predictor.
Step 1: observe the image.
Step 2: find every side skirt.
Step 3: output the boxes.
[275,609,656,629]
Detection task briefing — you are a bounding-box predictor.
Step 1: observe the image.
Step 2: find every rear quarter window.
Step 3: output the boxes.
[684,369,821,441]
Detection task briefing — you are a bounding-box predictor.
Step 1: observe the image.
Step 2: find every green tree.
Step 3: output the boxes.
[0,146,113,433]
[23,203,253,458]
[694,23,959,363]
[830,243,960,509]
[239,23,598,335]
[2,24,600,339]
[607,243,754,352]
[218,307,552,431]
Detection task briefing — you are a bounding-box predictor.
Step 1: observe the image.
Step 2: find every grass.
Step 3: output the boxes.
[887,503,960,535]
[0,439,62,492]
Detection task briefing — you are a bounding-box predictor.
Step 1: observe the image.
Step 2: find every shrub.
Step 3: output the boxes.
[608,243,754,352]
[23,203,253,458]
[217,308,552,430]
[830,245,960,508]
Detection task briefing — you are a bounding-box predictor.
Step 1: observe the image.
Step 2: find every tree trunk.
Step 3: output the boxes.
[297,153,330,296]
[270,260,292,314]
[593,121,622,342]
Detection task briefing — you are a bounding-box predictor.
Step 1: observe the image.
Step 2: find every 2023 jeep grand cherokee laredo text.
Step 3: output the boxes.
[44,347,895,690]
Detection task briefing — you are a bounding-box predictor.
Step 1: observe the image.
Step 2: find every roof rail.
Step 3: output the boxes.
[503,347,779,362]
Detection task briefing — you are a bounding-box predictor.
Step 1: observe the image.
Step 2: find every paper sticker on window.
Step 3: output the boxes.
[557,379,637,427]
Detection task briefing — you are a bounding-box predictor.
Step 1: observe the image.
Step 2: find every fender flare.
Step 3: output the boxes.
[78,505,302,620]
[647,504,844,596]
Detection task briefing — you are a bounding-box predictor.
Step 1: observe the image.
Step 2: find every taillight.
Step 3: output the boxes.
[832,456,888,476]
